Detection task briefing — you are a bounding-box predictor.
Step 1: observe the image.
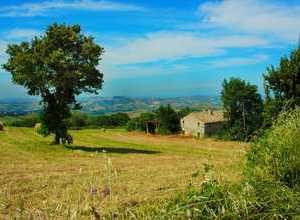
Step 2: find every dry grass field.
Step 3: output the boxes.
[0,127,247,219]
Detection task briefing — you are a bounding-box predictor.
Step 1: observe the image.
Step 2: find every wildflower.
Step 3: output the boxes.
[101,186,110,198]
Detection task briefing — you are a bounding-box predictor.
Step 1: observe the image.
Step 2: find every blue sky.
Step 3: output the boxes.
[0,0,299,99]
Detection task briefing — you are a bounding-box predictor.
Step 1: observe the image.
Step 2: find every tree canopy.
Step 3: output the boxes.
[3,24,104,144]
[221,78,263,140]
[263,45,300,122]
[155,105,181,135]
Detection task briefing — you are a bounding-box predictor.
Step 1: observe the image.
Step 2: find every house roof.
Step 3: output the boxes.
[183,110,225,123]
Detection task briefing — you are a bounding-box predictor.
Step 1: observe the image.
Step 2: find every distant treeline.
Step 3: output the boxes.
[0,106,194,134]
[0,112,131,129]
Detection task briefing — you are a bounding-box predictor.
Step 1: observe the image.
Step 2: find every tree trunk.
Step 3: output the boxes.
[54,133,60,144]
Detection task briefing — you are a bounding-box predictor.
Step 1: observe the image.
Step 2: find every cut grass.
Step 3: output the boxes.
[0,127,246,218]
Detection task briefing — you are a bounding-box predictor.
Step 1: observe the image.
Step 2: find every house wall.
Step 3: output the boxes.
[181,115,205,137]
[181,115,223,138]
[204,122,224,136]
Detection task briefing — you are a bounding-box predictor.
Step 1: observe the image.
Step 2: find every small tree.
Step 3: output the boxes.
[156,105,180,134]
[263,45,300,121]
[126,112,156,132]
[3,24,104,144]
[221,78,263,140]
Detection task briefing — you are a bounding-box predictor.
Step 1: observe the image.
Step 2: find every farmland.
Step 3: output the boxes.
[0,127,246,218]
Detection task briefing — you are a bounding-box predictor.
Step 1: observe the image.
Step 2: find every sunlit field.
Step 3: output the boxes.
[0,127,246,218]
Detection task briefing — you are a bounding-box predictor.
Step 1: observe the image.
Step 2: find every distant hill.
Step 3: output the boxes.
[0,96,221,115]
[0,98,40,115]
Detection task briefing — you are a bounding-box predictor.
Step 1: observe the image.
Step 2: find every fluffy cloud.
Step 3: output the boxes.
[104,31,268,65]
[199,0,300,41]
[0,0,144,17]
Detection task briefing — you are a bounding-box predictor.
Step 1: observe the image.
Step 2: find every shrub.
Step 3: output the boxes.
[67,111,89,129]
[126,117,142,131]
[246,109,300,188]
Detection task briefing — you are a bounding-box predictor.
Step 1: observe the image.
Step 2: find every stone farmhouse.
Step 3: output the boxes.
[181,110,224,138]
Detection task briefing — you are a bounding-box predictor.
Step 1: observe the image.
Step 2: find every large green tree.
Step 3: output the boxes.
[221,78,263,140]
[263,45,300,122]
[3,24,104,144]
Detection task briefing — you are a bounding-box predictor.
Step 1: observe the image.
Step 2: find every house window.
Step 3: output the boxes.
[182,120,184,124]
[197,122,200,127]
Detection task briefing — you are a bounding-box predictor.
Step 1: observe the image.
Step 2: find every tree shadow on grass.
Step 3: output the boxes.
[65,145,160,154]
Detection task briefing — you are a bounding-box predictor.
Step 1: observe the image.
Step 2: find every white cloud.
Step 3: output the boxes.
[0,0,144,17]
[5,29,41,40]
[101,61,189,80]
[208,54,269,68]
[198,0,300,41]
[104,31,268,65]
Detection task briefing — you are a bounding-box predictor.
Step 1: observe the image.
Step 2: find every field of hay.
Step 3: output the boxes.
[0,127,246,218]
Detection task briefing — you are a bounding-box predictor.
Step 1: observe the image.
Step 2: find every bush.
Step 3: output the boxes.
[246,109,300,188]
[126,117,142,131]
[166,180,237,219]
[67,111,89,129]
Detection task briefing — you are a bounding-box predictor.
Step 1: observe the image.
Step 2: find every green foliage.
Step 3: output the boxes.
[156,105,180,134]
[221,77,263,140]
[9,113,40,127]
[92,113,130,128]
[3,23,104,144]
[263,46,300,124]
[262,98,286,128]
[162,178,300,219]
[126,112,156,132]
[65,112,131,129]
[127,105,181,134]
[264,45,300,106]
[67,111,89,129]
[246,109,300,188]
[165,180,235,219]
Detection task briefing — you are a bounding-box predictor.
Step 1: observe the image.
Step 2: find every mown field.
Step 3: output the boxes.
[0,127,246,219]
